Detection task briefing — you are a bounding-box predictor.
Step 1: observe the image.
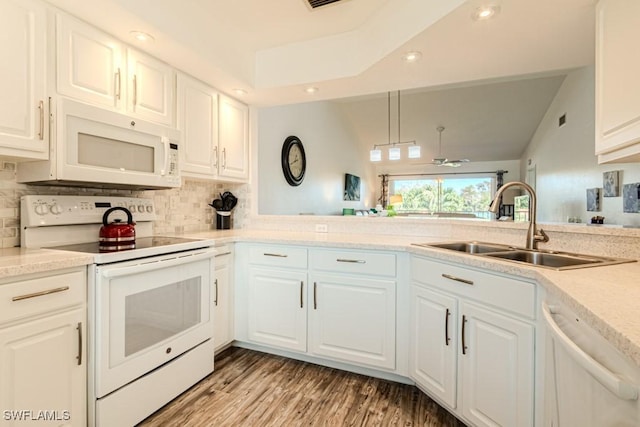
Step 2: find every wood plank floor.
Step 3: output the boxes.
[139,347,467,427]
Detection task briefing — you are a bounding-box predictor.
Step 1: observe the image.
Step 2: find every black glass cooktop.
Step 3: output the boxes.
[51,236,205,254]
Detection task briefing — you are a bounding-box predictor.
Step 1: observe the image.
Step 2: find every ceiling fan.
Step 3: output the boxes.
[430,126,470,168]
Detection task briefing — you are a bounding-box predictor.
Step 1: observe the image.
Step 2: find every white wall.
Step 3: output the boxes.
[522,66,640,226]
[258,101,376,215]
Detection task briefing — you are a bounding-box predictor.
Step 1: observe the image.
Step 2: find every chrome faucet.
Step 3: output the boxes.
[488,181,549,250]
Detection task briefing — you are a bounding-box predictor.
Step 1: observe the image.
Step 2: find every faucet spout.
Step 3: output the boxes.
[488,181,549,250]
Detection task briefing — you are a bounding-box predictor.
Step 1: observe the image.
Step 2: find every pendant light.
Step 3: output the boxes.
[370,91,420,162]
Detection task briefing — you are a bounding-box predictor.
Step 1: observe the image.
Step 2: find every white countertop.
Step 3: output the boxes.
[3,229,639,367]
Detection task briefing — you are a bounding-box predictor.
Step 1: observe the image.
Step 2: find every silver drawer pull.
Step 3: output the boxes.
[264,253,288,258]
[442,274,474,286]
[12,286,70,302]
[215,251,232,257]
[336,258,366,264]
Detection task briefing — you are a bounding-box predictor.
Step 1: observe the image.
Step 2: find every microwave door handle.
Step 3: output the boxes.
[161,136,170,176]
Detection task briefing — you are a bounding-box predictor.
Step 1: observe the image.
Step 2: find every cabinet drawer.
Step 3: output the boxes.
[0,268,86,325]
[311,249,397,277]
[248,245,307,269]
[411,256,535,319]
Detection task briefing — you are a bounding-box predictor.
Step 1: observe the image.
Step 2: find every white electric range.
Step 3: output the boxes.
[21,195,216,426]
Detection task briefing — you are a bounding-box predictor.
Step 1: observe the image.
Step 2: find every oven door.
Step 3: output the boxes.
[93,248,214,398]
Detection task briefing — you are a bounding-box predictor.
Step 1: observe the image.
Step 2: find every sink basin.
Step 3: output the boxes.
[420,241,514,254]
[483,250,607,269]
[413,240,635,270]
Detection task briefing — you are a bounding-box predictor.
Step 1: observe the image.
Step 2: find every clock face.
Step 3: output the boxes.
[281,136,306,186]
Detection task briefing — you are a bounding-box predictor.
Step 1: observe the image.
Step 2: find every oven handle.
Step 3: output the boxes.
[101,249,215,278]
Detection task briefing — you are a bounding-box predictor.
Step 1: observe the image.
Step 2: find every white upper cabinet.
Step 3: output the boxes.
[126,48,174,126]
[177,73,219,177]
[56,13,123,109]
[0,0,48,160]
[55,13,174,126]
[218,95,249,180]
[595,0,640,163]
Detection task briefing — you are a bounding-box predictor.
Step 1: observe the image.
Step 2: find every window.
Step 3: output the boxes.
[388,175,495,219]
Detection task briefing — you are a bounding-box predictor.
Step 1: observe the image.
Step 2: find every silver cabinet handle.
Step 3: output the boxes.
[214,278,218,306]
[264,253,288,258]
[38,100,44,140]
[461,315,468,355]
[313,282,317,310]
[215,251,231,257]
[300,281,304,308]
[115,68,121,100]
[222,147,227,169]
[336,258,365,264]
[132,74,137,106]
[213,146,219,169]
[12,286,70,302]
[76,322,83,366]
[445,308,451,346]
[442,273,474,286]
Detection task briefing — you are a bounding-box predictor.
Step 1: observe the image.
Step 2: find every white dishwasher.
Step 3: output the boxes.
[543,301,640,426]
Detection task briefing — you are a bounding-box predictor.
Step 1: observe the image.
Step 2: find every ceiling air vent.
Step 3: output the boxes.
[306,0,345,9]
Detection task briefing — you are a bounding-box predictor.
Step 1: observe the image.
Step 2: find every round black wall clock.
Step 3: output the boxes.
[281,135,306,186]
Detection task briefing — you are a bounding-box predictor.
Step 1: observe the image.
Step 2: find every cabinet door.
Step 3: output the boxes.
[248,267,307,352]
[459,301,534,427]
[309,274,395,370]
[56,13,123,109]
[218,95,249,180]
[0,309,86,427]
[214,252,233,353]
[595,0,640,160]
[127,48,174,126]
[410,284,457,408]
[177,74,219,177]
[0,0,48,159]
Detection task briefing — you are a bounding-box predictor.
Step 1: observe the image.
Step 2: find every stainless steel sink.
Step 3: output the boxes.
[418,241,514,254]
[413,241,635,270]
[482,250,614,270]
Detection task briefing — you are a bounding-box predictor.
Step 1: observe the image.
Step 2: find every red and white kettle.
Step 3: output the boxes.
[99,207,136,252]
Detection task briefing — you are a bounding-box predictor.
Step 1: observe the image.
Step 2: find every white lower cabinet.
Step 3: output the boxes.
[0,268,87,427]
[410,285,457,408]
[248,266,308,352]
[309,273,396,370]
[243,244,398,373]
[214,246,234,353]
[410,255,535,427]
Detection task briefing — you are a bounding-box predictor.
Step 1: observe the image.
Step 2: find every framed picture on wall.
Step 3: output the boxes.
[586,188,601,212]
[603,171,620,197]
[344,173,361,201]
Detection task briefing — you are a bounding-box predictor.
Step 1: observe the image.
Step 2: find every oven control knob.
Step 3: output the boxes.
[146,206,153,213]
[50,204,63,215]
[138,205,145,213]
[34,204,48,215]
[128,205,136,212]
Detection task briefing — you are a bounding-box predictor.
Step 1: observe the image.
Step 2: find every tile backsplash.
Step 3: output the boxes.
[0,162,250,248]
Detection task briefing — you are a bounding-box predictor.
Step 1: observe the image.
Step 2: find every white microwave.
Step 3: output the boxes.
[17,98,181,190]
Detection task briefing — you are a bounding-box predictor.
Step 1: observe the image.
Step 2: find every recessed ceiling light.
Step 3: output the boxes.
[305,86,319,94]
[233,88,247,96]
[402,51,422,63]
[130,31,154,42]
[472,5,500,21]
